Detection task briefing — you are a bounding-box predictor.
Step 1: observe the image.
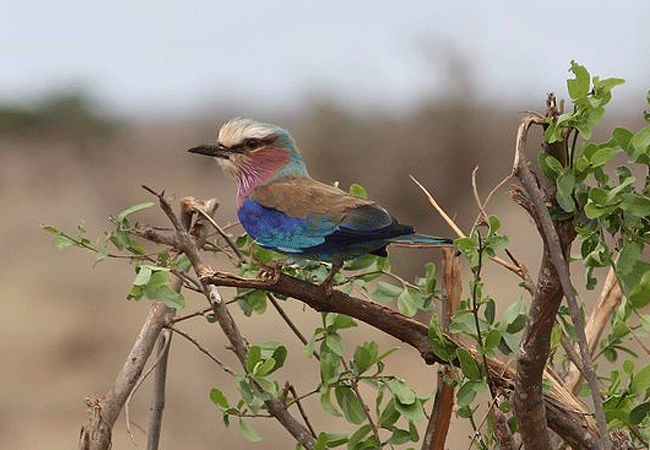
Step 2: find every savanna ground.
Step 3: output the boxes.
[1,93,644,449]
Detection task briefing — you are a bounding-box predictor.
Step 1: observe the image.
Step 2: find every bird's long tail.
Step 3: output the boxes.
[387,234,454,247]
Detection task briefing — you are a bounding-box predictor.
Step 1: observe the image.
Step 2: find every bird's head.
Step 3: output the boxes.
[188,118,308,184]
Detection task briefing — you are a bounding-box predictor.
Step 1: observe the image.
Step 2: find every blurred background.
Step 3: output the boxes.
[2,1,649,448]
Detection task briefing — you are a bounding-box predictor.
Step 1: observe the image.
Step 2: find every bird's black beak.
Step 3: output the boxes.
[187,142,231,159]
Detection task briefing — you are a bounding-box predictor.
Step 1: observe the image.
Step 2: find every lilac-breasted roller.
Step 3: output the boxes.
[188,118,452,282]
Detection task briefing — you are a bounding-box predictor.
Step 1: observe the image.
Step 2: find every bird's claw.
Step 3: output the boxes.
[259,260,283,283]
[320,261,343,296]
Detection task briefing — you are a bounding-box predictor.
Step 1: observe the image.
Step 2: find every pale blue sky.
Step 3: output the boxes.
[2,0,649,117]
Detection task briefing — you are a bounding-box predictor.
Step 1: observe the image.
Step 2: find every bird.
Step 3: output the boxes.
[188,117,453,287]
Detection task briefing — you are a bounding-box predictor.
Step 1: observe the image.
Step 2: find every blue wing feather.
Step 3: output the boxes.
[238,197,417,260]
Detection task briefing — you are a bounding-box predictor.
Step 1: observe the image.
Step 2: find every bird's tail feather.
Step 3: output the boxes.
[387,234,454,246]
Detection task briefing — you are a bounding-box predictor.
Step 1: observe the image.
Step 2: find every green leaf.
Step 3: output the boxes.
[349,183,368,199]
[630,364,650,395]
[154,285,185,309]
[127,285,143,301]
[630,401,650,425]
[393,397,426,422]
[378,398,399,428]
[209,388,229,408]
[320,346,341,385]
[50,234,75,249]
[372,281,403,303]
[353,341,378,375]
[172,254,191,271]
[387,428,412,445]
[631,126,650,158]
[41,224,60,234]
[320,387,342,417]
[483,298,495,325]
[335,385,366,424]
[325,333,344,357]
[502,299,527,333]
[423,261,437,293]
[269,345,288,374]
[589,146,615,167]
[238,289,267,316]
[612,126,634,150]
[314,433,329,450]
[594,76,625,93]
[116,201,155,223]
[620,193,650,217]
[387,378,416,405]
[556,170,576,212]
[454,237,476,253]
[253,358,276,377]
[246,346,262,374]
[397,288,417,317]
[344,254,377,271]
[330,314,358,330]
[539,153,564,181]
[323,432,348,448]
[567,61,590,100]
[133,265,153,286]
[348,424,373,449]
[449,310,478,336]
[629,271,650,309]
[483,329,502,353]
[457,380,485,407]
[456,348,481,380]
[239,418,262,442]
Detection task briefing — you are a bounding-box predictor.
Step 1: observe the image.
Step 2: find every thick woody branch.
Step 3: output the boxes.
[201,268,601,448]
[510,105,609,449]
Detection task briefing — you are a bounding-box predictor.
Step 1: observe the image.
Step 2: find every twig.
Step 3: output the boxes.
[148,186,317,449]
[565,267,622,393]
[192,207,244,260]
[168,326,235,375]
[286,385,317,438]
[267,293,320,361]
[410,175,466,238]
[471,166,490,226]
[124,324,174,445]
[412,174,535,293]
[146,329,172,450]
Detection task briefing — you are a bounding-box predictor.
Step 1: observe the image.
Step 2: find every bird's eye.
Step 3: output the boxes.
[244,138,261,149]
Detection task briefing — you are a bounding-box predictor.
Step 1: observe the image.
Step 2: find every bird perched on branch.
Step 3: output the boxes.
[188,118,452,287]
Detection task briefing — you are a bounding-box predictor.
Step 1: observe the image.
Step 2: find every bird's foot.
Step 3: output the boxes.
[320,261,343,296]
[259,260,284,283]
